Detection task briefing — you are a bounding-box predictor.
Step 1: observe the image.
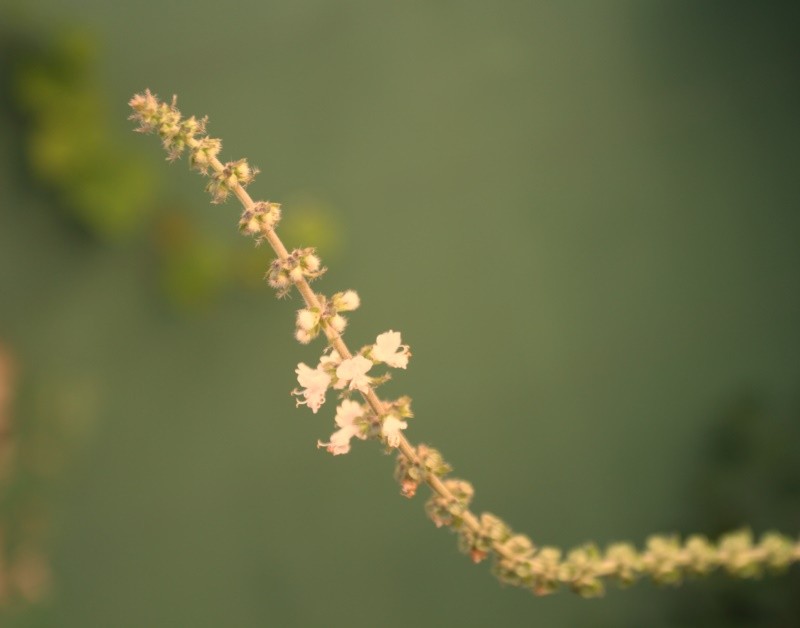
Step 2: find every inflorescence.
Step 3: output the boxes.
[129,89,800,597]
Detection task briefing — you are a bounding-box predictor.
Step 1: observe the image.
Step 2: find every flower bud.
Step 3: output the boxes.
[296,309,319,331]
[333,290,360,312]
[190,137,221,173]
[295,328,314,344]
[328,314,347,334]
[302,253,321,272]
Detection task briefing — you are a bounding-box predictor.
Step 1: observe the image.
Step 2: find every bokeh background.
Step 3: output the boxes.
[1,1,799,626]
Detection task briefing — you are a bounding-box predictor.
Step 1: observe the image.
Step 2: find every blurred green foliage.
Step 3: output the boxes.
[0,18,338,310]
[1,24,156,240]
[279,195,343,260]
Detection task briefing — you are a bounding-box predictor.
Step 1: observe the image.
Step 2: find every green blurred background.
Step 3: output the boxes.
[1,1,799,626]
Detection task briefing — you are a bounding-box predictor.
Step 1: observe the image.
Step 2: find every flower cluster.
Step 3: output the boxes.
[292,331,413,455]
[481,525,799,598]
[424,477,473,522]
[312,397,412,456]
[206,158,258,204]
[294,290,359,344]
[130,90,218,166]
[239,201,282,239]
[130,90,800,600]
[395,444,453,499]
[266,247,324,298]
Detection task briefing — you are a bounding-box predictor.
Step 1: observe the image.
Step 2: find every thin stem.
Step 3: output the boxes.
[197,139,492,551]
[132,91,799,597]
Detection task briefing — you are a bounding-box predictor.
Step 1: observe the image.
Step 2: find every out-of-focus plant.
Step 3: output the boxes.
[129,89,799,598]
[0,345,50,614]
[0,339,103,621]
[0,23,155,240]
[0,17,340,309]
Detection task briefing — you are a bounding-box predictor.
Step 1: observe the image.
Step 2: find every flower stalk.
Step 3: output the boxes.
[129,90,799,597]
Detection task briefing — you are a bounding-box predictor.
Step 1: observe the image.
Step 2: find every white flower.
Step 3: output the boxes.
[372,331,411,369]
[335,355,373,392]
[317,400,366,455]
[293,362,331,413]
[381,415,408,448]
[316,429,353,456]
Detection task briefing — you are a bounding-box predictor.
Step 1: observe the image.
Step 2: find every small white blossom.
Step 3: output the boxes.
[317,399,366,455]
[381,415,408,448]
[335,355,373,392]
[372,331,411,369]
[293,362,331,413]
[316,429,353,456]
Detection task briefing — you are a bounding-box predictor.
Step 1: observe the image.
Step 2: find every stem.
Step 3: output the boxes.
[203,145,491,550]
[133,90,799,596]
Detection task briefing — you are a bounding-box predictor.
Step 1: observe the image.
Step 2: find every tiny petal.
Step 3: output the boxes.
[316,430,353,455]
[382,415,408,448]
[335,355,373,392]
[335,399,366,434]
[317,401,365,456]
[294,363,331,413]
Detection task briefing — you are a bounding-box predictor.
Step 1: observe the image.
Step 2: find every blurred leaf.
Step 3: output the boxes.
[280,194,343,259]
[154,211,230,309]
[3,24,158,240]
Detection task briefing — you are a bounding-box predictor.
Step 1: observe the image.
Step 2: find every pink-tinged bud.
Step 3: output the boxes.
[400,479,418,499]
[470,549,489,564]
